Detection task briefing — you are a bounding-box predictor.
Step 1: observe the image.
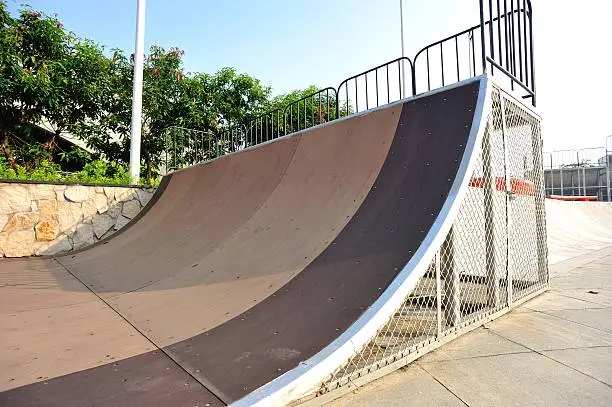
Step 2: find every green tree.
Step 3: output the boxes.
[70,47,133,166]
[0,3,67,167]
[0,3,115,173]
[2,1,326,183]
[158,68,272,168]
[138,45,187,184]
[209,67,271,129]
[207,68,272,153]
[44,38,116,147]
[76,48,274,183]
[72,45,188,185]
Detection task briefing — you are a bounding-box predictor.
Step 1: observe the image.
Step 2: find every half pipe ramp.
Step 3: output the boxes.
[1,77,546,406]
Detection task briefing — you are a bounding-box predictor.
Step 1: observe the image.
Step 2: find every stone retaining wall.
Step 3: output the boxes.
[0,182,155,257]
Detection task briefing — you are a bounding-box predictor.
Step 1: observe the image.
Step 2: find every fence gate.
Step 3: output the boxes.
[495,87,548,306]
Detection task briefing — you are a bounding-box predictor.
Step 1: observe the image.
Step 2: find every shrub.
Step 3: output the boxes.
[0,155,160,186]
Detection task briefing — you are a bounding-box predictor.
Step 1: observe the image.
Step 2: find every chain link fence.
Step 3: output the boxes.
[543,143,612,201]
[303,83,547,402]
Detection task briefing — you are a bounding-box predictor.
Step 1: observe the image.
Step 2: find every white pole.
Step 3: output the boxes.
[400,0,407,98]
[129,0,146,184]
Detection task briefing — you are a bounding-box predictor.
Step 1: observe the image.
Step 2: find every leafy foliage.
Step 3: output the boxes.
[64,160,133,185]
[0,4,64,166]
[74,46,272,185]
[0,1,351,187]
[0,154,141,185]
[271,86,341,134]
[0,2,121,173]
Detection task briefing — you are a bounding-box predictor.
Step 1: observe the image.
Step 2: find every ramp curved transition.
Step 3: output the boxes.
[546,199,612,264]
[0,78,487,406]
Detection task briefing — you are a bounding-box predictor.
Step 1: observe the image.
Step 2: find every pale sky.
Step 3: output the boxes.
[5,0,612,152]
[531,0,612,152]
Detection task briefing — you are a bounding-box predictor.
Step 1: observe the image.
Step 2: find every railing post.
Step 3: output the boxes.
[488,0,495,73]
[284,106,290,136]
[411,61,417,96]
[479,0,488,74]
[528,1,536,106]
[163,130,168,175]
[172,130,177,171]
[216,132,219,157]
[400,0,407,98]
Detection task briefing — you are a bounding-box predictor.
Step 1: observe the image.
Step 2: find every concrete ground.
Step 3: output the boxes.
[328,203,612,407]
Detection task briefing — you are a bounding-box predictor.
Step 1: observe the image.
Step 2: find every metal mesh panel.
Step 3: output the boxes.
[502,93,548,300]
[320,262,440,393]
[441,88,508,331]
[312,83,548,400]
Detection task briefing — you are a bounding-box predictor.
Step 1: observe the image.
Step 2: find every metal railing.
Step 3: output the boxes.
[413,23,480,94]
[285,87,339,134]
[413,1,533,100]
[480,0,535,104]
[161,126,218,173]
[543,142,612,201]
[210,88,341,158]
[336,57,413,117]
[162,0,536,172]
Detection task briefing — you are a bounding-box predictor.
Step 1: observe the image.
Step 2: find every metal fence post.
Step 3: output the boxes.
[531,115,548,285]
[435,252,442,337]
[606,136,612,202]
[500,96,513,306]
[479,0,488,74]
[549,154,553,195]
[560,158,564,196]
[441,227,461,328]
[576,151,582,196]
[483,125,500,307]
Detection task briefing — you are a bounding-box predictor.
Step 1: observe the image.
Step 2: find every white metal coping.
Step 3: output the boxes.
[231,75,493,407]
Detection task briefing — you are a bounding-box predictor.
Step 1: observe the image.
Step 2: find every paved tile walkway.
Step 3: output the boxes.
[328,246,612,406]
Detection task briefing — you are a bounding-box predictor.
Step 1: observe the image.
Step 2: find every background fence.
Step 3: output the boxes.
[543,136,612,201]
[159,1,536,173]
